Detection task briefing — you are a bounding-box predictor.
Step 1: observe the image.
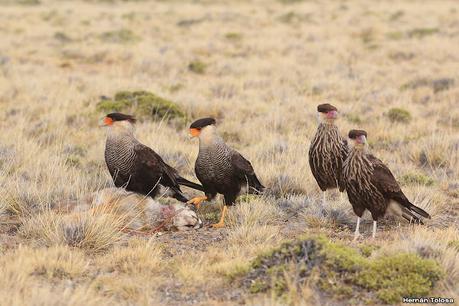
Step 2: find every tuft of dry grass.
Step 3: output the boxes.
[20,209,125,252]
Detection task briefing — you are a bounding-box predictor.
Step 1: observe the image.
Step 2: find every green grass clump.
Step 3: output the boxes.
[386,31,403,40]
[408,28,439,38]
[18,0,40,5]
[356,254,443,303]
[96,90,186,122]
[400,172,434,186]
[188,60,206,74]
[225,32,242,41]
[389,10,404,21]
[387,108,412,123]
[278,12,311,24]
[243,236,443,304]
[99,29,140,44]
[249,279,269,293]
[54,32,72,43]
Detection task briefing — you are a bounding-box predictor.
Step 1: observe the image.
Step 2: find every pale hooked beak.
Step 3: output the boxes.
[356,135,367,144]
[326,110,338,119]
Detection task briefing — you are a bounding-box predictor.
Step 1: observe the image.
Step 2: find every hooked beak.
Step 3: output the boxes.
[326,110,338,119]
[189,128,201,138]
[355,135,367,144]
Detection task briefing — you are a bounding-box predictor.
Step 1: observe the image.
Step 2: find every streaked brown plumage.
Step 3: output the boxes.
[343,129,431,239]
[309,104,348,197]
[188,118,264,228]
[102,113,204,203]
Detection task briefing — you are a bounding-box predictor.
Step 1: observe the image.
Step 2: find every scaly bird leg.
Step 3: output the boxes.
[353,217,361,241]
[372,220,377,239]
[187,196,208,209]
[212,205,228,229]
[322,191,327,204]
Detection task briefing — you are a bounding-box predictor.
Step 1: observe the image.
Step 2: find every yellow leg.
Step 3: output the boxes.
[212,206,227,228]
[187,196,207,209]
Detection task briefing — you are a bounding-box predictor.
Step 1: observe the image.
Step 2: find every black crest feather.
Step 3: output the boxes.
[317,103,338,113]
[106,113,137,123]
[190,117,216,129]
[348,129,367,139]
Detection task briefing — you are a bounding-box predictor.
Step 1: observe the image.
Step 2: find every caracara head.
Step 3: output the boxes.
[101,113,136,133]
[189,117,216,138]
[317,103,338,123]
[348,129,368,148]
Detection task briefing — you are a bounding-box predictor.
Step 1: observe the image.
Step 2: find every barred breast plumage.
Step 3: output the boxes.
[309,123,348,192]
[105,136,138,177]
[196,138,235,192]
[342,149,385,218]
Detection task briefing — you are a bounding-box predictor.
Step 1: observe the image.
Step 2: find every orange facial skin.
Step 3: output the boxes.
[103,117,114,126]
[189,128,201,137]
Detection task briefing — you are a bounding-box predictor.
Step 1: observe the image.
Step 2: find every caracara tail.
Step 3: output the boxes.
[247,174,264,194]
[405,202,431,219]
[401,207,424,225]
[176,176,205,192]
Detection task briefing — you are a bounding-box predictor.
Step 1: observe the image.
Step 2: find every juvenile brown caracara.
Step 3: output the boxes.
[342,129,431,239]
[102,113,204,202]
[188,118,264,228]
[309,103,348,202]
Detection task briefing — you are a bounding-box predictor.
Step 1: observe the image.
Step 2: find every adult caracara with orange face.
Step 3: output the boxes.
[343,129,431,239]
[101,113,204,202]
[188,118,264,228]
[309,103,348,202]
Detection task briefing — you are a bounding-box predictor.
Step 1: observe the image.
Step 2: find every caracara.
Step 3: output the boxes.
[343,129,431,239]
[101,113,204,202]
[188,118,264,228]
[309,103,348,202]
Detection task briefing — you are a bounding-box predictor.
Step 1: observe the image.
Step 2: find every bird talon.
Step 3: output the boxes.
[211,222,225,228]
[186,196,207,209]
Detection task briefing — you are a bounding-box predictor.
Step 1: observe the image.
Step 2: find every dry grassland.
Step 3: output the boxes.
[0,0,458,305]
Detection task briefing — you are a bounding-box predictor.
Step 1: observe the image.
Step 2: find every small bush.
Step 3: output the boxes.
[18,0,40,5]
[278,12,311,24]
[389,10,404,21]
[188,60,206,74]
[408,28,439,38]
[242,236,443,304]
[225,32,242,41]
[99,29,140,44]
[96,90,186,122]
[386,31,403,40]
[387,108,412,123]
[54,32,72,43]
[400,172,434,186]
